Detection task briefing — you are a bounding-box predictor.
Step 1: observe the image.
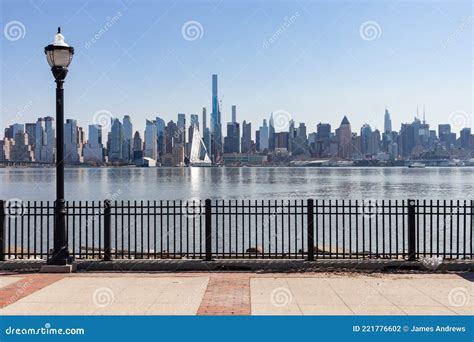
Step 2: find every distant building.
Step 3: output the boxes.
[64,119,81,164]
[336,116,352,159]
[259,119,269,151]
[122,115,133,162]
[241,120,252,153]
[10,130,34,162]
[132,131,143,162]
[268,114,275,151]
[224,121,240,154]
[109,118,124,163]
[83,124,104,164]
[384,108,392,133]
[144,119,158,161]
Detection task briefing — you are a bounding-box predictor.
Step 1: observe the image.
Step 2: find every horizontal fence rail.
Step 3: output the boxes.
[0,199,472,261]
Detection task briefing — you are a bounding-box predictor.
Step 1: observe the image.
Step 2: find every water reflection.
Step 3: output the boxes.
[0,167,472,201]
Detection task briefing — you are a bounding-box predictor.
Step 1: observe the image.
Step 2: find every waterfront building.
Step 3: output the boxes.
[83,124,104,164]
[241,120,252,153]
[64,119,81,164]
[34,118,45,162]
[460,128,472,149]
[360,124,372,155]
[438,124,452,148]
[274,132,289,149]
[165,120,178,154]
[156,117,166,158]
[25,123,36,155]
[10,130,34,162]
[177,113,186,146]
[144,119,158,161]
[384,107,392,133]
[122,115,133,162]
[188,114,199,155]
[268,113,275,151]
[210,74,222,160]
[259,119,269,151]
[132,131,143,162]
[336,116,352,159]
[109,118,124,163]
[255,130,260,152]
[224,121,240,153]
[0,138,12,161]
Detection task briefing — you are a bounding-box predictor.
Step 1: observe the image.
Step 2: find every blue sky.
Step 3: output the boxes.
[1,0,472,136]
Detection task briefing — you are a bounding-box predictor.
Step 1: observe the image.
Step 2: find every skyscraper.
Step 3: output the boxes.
[224,121,240,153]
[241,120,252,153]
[133,131,143,161]
[64,119,81,164]
[268,113,275,151]
[177,113,186,146]
[44,117,55,163]
[336,116,352,159]
[144,119,158,161]
[122,115,133,162]
[109,118,124,162]
[188,114,199,154]
[384,108,392,133]
[202,107,211,153]
[83,124,104,164]
[231,105,237,123]
[34,118,45,162]
[210,74,222,160]
[259,119,269,151]
[156,117,166,158]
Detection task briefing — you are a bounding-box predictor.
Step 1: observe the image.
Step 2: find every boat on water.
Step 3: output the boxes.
[189,125,212,167]
[408,162,426,168]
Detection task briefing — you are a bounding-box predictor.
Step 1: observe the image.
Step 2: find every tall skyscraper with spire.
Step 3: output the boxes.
[210,74,222,161]
[268,113,275,151]
[384,107,392,133]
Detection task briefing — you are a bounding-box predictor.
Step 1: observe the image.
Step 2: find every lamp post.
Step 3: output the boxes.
[45,27,74,265]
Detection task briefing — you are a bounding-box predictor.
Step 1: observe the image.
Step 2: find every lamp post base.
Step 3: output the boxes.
[47,248,74,266]
[41,263,77,273]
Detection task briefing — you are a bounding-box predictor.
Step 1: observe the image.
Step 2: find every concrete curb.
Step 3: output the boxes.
[1,259,472,273]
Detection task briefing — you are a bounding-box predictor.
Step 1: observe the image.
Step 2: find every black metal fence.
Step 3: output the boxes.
[0,199,472,261]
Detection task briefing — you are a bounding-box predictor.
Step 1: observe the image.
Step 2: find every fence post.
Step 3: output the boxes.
[307,199,314,261]
[205,199,212,261]
[0,200,5,261]
[104,199,112,261]
[407,199,416,261]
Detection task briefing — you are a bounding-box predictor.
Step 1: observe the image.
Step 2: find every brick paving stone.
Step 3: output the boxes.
[198,274,251,315]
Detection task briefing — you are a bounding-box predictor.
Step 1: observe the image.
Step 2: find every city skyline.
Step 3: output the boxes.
[1,0,472,134]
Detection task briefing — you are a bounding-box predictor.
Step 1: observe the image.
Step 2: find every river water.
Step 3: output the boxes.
[1,167,473,201]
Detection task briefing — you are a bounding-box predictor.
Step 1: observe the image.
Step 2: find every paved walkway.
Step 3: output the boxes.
[0,272,472,315]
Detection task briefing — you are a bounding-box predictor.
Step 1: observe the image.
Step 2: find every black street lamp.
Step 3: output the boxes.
[45,27,74,265]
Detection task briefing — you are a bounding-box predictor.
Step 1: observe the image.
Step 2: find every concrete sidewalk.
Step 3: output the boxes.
[0,272,472,315]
